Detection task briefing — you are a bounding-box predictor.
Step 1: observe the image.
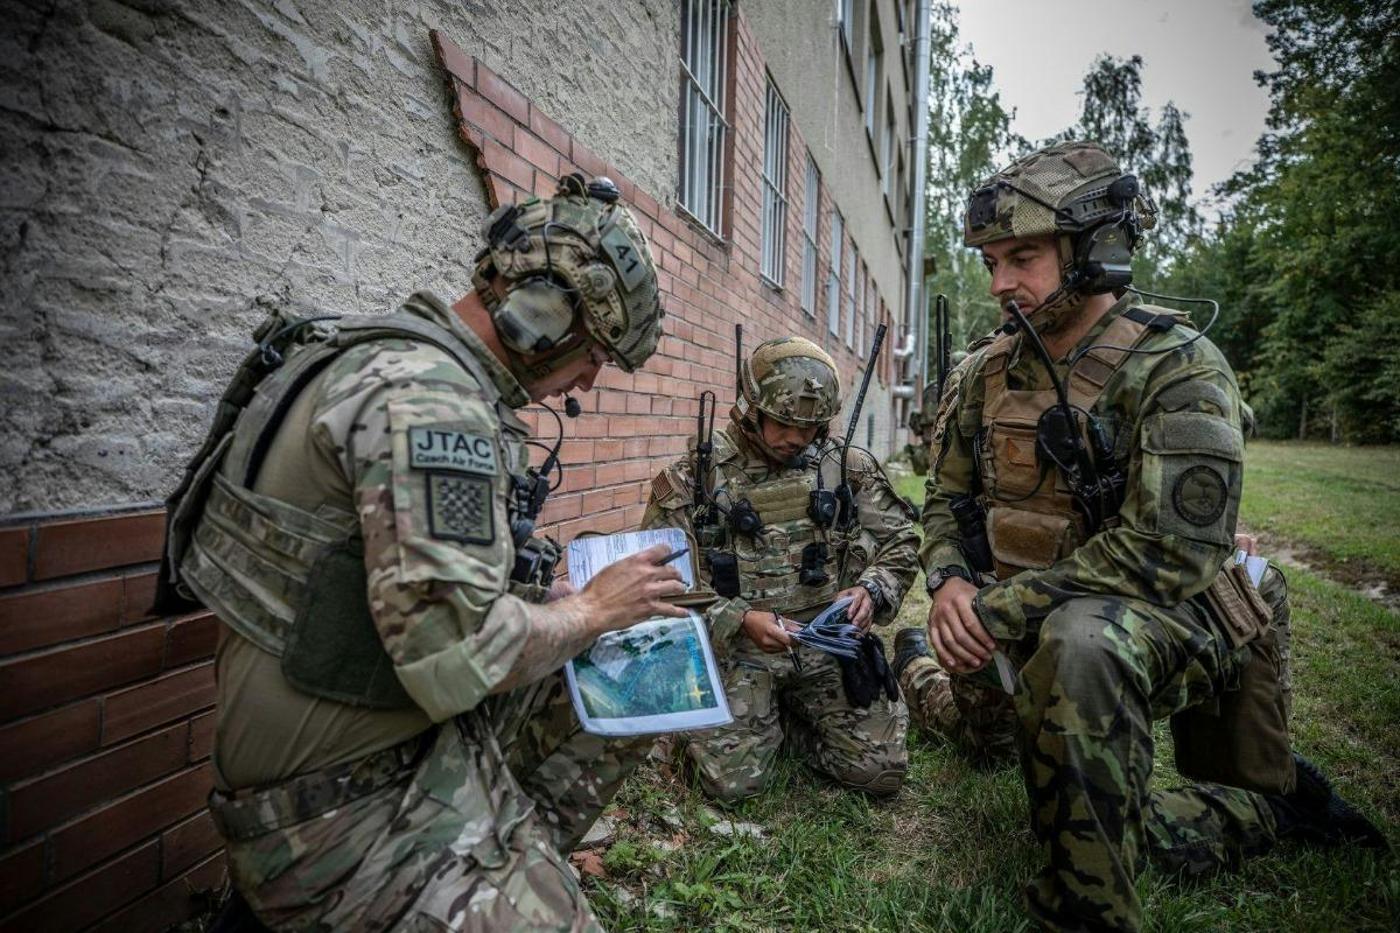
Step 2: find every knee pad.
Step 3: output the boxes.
[841,767,906,798]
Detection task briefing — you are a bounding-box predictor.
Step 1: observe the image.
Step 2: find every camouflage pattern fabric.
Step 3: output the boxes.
[687,638,908,800]
[643,421,917,799]
[1015,595,1275,931]
[196,293,646,931]
[739,336,842,426]
[899,653,1019,767]
[917,295,1283,931]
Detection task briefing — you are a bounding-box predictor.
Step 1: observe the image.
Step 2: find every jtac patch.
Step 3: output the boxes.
[426,473,494,544]
[1172,465,1228,526]
[408,427,498,475]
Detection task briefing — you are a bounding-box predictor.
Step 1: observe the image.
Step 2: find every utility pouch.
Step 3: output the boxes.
[1171,564,1293,795]
[282,538,415,710]
[986,506,1076,578]
[707,549,741,599]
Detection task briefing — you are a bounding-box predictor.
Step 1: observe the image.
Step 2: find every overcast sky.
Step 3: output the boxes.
[957,0,1277,220]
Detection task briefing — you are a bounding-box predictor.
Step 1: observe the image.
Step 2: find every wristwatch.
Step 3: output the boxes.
[857,579,885,611]
[926,564,975,596]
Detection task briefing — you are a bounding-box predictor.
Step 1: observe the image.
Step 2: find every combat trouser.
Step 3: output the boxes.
[899,653,1020,766]
[210,671,651,931]
[686,637,909,801]
[1017,594,1279,932]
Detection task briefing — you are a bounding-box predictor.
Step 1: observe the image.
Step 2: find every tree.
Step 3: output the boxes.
[1170,0,1400,441]
[921,2,1026,350]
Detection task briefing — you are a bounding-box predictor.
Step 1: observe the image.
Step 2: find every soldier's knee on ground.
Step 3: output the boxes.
[829,748,909,797]
[698,768,769,803]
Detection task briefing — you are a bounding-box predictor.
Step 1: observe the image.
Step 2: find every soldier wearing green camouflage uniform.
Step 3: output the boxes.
[642,338,918,801]
[159,175,688,931]
[896,142,1384,931]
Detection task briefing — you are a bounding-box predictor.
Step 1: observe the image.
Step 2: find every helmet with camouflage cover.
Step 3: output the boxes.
[473,173,664,378]
[739,337,842,428]
[963,141,1158,329]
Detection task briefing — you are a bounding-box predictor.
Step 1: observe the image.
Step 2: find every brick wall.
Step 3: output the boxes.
[0,11,908,931]
[0,508,220,931]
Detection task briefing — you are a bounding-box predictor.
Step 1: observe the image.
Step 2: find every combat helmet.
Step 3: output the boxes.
[964,141,1158,329]
[739,337,842,428]
[473,173,664,380]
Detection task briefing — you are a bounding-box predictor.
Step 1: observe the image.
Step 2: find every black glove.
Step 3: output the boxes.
[838,633,900,708]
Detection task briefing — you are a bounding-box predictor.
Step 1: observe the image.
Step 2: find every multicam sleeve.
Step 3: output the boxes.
[313,341,531,722]
[975,353,1245,641]
[848,452,920,624]
[640,459,750,655]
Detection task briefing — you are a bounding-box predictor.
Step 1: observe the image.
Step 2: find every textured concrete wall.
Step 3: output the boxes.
[0,0,678,515]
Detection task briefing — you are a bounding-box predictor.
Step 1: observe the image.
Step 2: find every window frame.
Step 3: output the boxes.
[760,76,791,288]
[827,210,844,337]
[678,0,732,237]
[801,154,820,315]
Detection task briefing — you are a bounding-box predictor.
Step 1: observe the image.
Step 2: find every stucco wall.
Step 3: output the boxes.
[0,0,678,515]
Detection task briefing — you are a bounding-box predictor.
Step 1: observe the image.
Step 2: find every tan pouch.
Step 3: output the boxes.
[987,507,1076,578]
[1201,562,1272,648]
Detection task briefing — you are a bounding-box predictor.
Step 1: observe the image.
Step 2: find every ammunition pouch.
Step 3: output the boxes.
[1171,563,1294,795]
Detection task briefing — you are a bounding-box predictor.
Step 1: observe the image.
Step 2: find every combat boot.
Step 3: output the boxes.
[1267,754,1389,851]
[892,628,931,681]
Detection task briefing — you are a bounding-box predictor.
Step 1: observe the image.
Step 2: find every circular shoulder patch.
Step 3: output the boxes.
[1172,465,1228,526]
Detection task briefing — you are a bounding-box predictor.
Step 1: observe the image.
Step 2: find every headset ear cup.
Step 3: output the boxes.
[494,279,578,354]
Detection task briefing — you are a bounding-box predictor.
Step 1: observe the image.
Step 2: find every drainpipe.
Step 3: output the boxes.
[903,0,932,406]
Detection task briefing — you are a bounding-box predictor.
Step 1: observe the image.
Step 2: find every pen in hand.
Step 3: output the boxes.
[658,547,690,565]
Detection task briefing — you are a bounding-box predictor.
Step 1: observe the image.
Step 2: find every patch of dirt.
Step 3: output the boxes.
[1245,527,1400,613]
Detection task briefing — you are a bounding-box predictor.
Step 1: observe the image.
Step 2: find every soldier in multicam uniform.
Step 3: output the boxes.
[642,338,918,801]
[158,175,689,931]
[890,142,1386,932]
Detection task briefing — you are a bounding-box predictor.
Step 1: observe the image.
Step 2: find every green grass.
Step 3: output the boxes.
[582,445,1400,931]
[1238,441,1400,586]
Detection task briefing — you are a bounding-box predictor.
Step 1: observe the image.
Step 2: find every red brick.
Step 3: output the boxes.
[188,710,216,762]
[121,569,158,622]
[161,809,221,877]
[456,84,515,143]
[476,60,529,123]
[0,576,123,654]
[528,106,570,155]
[31,510,165,581]
[0,526,27,588]
[91,851,226,933]
[484,137,534,193]
[0,623,165,721]
[570,141,607,178]
[430,28,474,86]
[50,763,212,882]
[538,495,581,525]
[581,488,613,514]
[0,838,44,915]
[515,129,559,176]
[6,839,159,932]
[165,612,217,667]
[8,722,188,841]
[102,663,216,746]
[0,699,100,782]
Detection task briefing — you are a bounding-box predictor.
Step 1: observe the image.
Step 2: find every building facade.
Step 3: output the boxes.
[0,2,928,927]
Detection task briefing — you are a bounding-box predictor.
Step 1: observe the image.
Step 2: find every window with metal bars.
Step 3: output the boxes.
[760,78,790,287]
[846,244,858,348]
[679,0,730,236]
[801,155,819,315]
[827,211,843,336]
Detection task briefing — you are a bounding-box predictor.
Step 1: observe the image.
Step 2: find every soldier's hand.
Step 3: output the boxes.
[834,585,875,631]
[927,577,995,672]
[579,544,688,632]
[1234,533,1258,556]
[546,579,577,603]
[741,610,798,653]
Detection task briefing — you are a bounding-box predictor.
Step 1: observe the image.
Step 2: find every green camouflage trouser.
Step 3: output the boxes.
[212,672,652,931]
[1015,594,1279,932]
[686,638,909,801]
